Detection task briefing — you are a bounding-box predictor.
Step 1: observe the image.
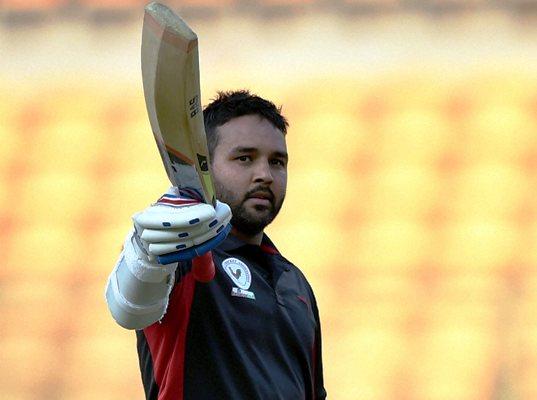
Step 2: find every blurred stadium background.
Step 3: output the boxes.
[2,0,537,399]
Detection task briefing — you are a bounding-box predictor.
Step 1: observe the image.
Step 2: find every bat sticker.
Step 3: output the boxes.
[197,154,209,172]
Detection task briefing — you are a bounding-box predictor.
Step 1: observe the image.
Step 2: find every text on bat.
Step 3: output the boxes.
[189,95,200,118]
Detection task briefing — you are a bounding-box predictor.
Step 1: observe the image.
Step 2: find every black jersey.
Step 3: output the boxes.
[136,233,326,400]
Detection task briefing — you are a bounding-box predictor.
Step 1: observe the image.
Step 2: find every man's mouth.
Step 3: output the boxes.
[248,192,273,200]
[245,189,274,206]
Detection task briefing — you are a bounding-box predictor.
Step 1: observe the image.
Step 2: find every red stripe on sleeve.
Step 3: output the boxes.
[143,273,196,399]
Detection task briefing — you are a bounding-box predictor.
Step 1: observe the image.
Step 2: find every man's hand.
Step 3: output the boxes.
[132,189,232,266]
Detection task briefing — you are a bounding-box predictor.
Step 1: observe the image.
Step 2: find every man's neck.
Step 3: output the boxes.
[231,227,263,246]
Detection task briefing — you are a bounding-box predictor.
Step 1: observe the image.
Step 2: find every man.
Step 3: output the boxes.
[105,90,326,400]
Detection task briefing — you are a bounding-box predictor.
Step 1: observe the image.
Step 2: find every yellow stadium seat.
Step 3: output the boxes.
[40,86,103,124]
[76,281,126,337]
[282,79,366,116]
[0,118,21,174]
[282,167,359,223]
[427,299,498,333]
[0,337,61,395]
[7,225,84,279]
[447,165,529,221]
[347,299,415,340]
[60,392,141,400]
[106,118,164,176]
[513,276,537,357]
[14,171,95,228]
[463,105,537,164]
[373,74,453,113]
[502,292,535,398]
[432,274,504,306]
[519,274,537,315]
[286,112,368,171]
[377,108,453,167]
[518,373,537,400]
[90,224,127,278]
[469,74,537,110]
[0,175,11,218]
[412,324,496,400]
[268,220,346,275]
[519,223,537,268]
[349,275,420,324]
[349,221,432,275]
[328,326,406,400]
[63,334,143,398]
[99,170,169,225]
[2,280,72,339]
[32,119,109,174]
[438,221,520,275]
[1,392,35,400]
[365,166,440,221]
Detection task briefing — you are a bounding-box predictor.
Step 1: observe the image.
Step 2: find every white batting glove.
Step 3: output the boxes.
[132,188,232,264]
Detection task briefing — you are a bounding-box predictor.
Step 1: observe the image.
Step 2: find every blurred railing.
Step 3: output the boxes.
[2,0,537,24]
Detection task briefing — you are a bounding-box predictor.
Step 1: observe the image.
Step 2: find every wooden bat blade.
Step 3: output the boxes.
[141,2,216,206]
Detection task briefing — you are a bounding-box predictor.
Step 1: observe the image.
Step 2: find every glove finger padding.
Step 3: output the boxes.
[157,224,232,264]
[139,224,213,243]
[132,197,232,260]
[133,203,216,230]
[144,209,231,256]
[138,201,231,244]
[146,222,228,256]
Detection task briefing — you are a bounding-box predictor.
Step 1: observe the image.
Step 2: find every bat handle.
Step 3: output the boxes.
[192,251,215,282]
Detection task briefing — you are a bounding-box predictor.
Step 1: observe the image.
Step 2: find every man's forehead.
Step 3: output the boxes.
[216,115,287,151]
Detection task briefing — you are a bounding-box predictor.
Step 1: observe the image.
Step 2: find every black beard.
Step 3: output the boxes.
[230,202,279,236]
[215,182,284,236]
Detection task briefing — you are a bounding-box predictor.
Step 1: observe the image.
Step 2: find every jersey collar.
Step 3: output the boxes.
[220,231,280,255]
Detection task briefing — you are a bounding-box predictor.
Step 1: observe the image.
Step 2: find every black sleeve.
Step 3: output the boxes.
[311,290,327,399]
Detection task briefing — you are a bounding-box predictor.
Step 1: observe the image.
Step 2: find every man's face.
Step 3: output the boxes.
[211,114,288,236]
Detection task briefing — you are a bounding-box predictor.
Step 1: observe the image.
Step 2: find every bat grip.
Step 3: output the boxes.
[192,251,215,282]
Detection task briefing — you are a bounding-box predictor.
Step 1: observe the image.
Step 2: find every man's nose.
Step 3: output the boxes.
[253,160,274,184]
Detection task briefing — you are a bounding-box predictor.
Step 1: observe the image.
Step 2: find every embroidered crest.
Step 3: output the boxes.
[222,257,255,300]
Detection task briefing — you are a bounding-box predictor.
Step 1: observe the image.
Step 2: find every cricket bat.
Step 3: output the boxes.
[141,2,217,281]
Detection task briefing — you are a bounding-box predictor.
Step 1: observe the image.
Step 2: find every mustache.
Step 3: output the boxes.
[244,187,274,201]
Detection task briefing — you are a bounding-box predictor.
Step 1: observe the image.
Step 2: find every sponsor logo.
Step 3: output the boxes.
[222,258,255,300]
[231,287,256,300]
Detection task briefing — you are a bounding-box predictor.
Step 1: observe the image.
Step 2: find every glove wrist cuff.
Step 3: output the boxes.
[124,229,178,283]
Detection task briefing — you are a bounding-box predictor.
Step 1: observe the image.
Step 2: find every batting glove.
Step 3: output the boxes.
[132,188,232,265]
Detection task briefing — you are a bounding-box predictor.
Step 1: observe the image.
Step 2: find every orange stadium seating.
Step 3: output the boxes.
[2,40,537,400]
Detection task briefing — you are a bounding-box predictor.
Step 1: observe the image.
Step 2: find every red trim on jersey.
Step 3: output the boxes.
[143,273,196,399]
[260,243,279,255]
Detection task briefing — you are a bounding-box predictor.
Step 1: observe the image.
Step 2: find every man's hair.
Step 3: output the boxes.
[203,90,289,159]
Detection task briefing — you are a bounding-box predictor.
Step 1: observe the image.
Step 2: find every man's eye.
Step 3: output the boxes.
[237,156,251,162]
[271,159,285,166]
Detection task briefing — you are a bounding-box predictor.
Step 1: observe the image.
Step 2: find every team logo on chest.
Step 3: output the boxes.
[221,257,256,300]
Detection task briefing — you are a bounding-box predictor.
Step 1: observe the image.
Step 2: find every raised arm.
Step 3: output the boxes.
[105,189,231,330]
